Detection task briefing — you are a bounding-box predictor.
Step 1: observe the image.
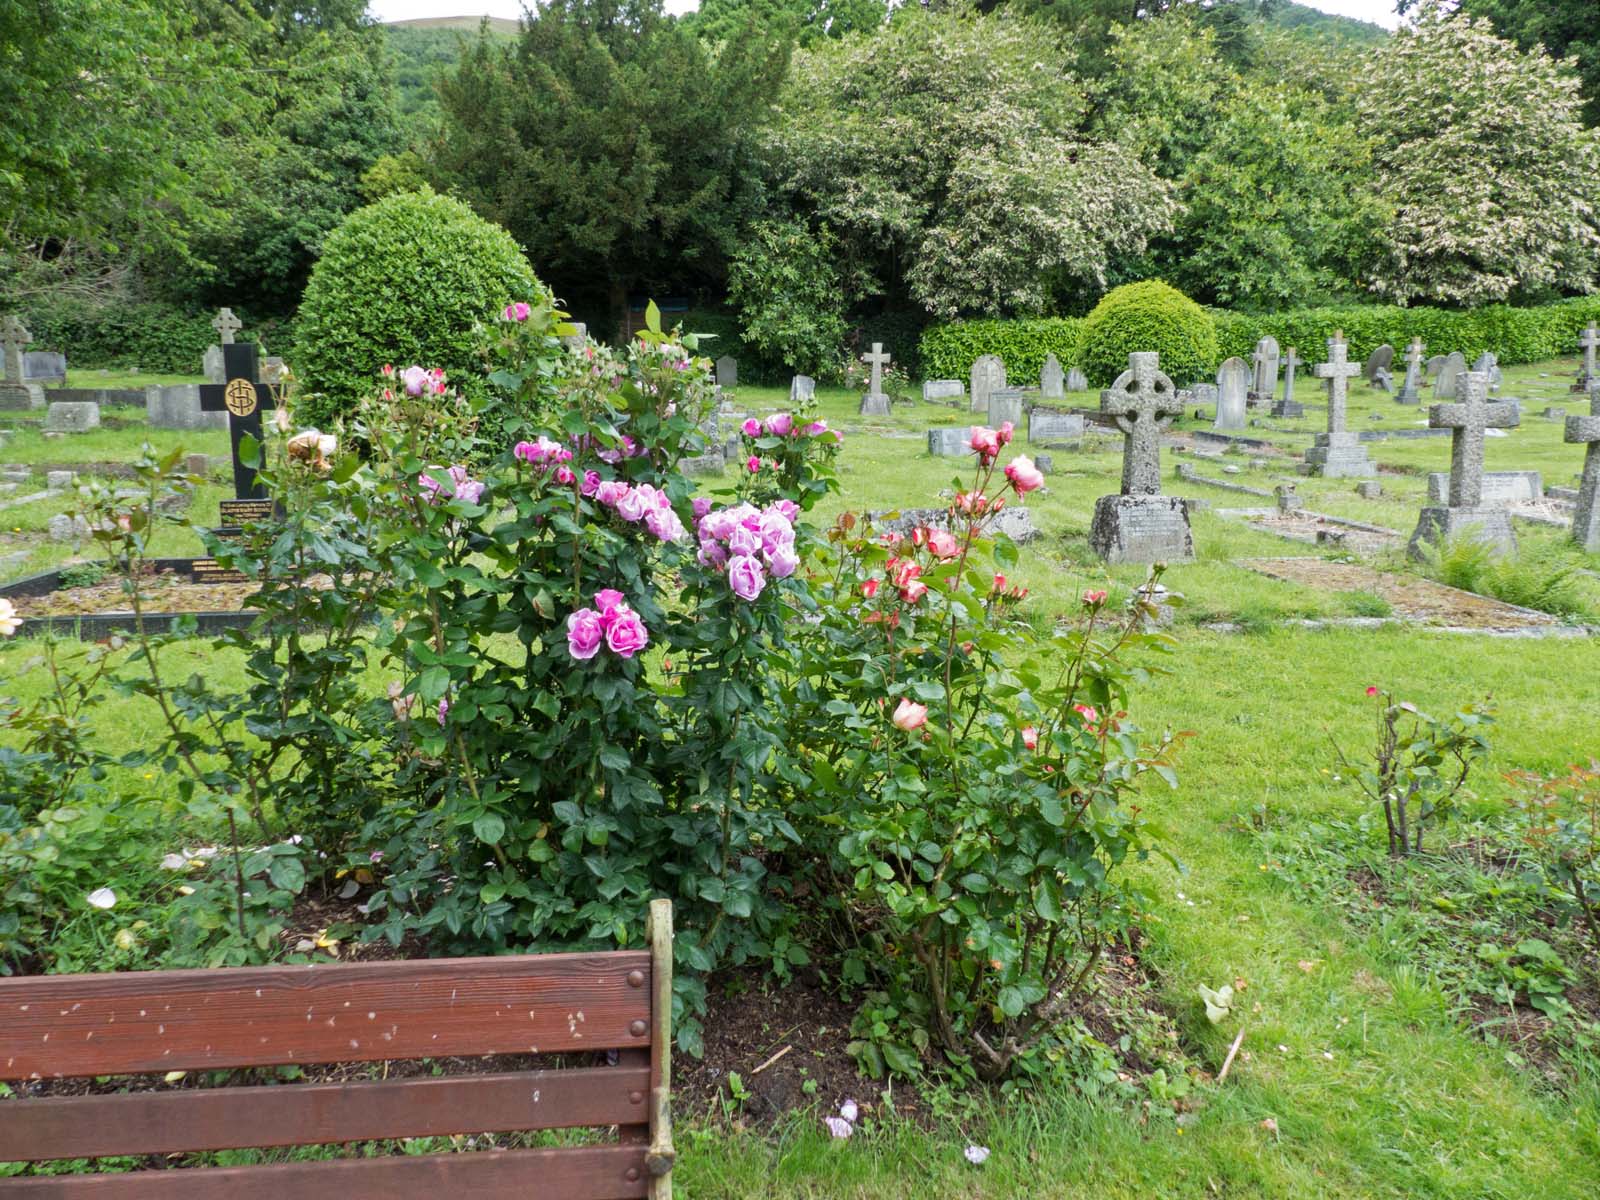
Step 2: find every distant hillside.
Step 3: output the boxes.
[1258,0,1388,47]
[387,15,520,36]
[384,17,519,128]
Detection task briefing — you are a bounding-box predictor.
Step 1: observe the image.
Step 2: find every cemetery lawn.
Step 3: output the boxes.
[5,360,1600,1197]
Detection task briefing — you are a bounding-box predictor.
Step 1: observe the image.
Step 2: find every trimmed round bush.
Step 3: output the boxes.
[293,188,541,427]
[1077,281,1218,387]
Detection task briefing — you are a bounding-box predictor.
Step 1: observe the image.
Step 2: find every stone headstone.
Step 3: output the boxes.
[1575,322,1599,394]
[1249,336,1280,406]
[1425,470,1542,506]
[146,384,228,431]
[987,387,1024,432]
[927,427,970,457]
[789,374,816,404]
[1272,346,1304,418]
[261,357,287,385]
[970,355,1005,414]
[561,322,588,351]
[1028,407,1085,447]
[1274,484,1300,513]
[715,356,737,388]
[1089,352,1193,564]
[1542,406,1568,421]
[1305,331,1376,478]
[1355,481,1384,500]
[1434,352,1467,400]
[922,379,963,404]
[1066,366,1088,393]
[45,401,100,433]
[859,342,892,416]
[1426,354,1447,383]
[1395,338,1425,405]
[203,344,226,385]
[212,307,241,346]
[1191,382,1218,413]
[1564,386,1600,552]
[0,315,45,410]
[1409,370,1520,558]
[680,449,725,478]
[1034,453,1054,474]
[1213,357,1249,431]
[45,470,73,491]
[23,351,66,385]
[1040,354,1065,400]
[48,513,92,543]
[1363,343,1394,385]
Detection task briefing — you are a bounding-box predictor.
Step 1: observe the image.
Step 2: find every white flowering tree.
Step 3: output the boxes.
[1357,4,1600,305]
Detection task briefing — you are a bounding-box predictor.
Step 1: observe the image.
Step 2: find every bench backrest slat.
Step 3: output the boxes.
[0,952,651,1080]
[0,1065,648,1161]
[0,1144,649,1199]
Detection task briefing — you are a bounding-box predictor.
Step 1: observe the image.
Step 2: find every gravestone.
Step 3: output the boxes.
[927,427,971,457]
[562,322,588,351]
[1191,382,1218,413]
[988,387,1024,432]
[970,355,1005,414]
[859,342,892,416]
[1305,331,1376,478]
[0,316,46,411]
[203,307,242,385]
[1425,470,1542,505]
[1426,354,1447,383]
[203,344,226,384]
[1564,385,1600,552]
[48,513,92,543]
[1089,352,1193,564]
[1434,351,1467,400]
[46,470,73,491]
[922,379,963,403]
[1066,366,1088,393]
[680,448,725,477]
[146,384,228,431]
[1213,357,1249,431]
[789,374,816,404]
[1028,407,1085,447]
[1409,370,1521,558]
[1574,322,1599,394]
[1355,481,1384,500]
[262,357,287,385]
[715,356,737,389]
[1040,354,1065,400]
[212,307,241,345]
[1543,406,1568,421]
[1363,343,1394,391]
[1249,336,1280,407]
[1395,337,1425,405]
[1472,351,1502,392]
[1272,346,1304,418]
[198,341,280,525]
[23,351,66,385]
[45,401,100,433]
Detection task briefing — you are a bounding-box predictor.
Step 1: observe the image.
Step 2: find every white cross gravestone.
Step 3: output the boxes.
[1409,370,1521,558]
[1305,331,1376,478]
[1088,352,1194,564]
[1272,346,1304,418]
[1249,336,1279,407]
[1213,357,1249,431]
[970,355,1005,414]
[859,342,892,415]
[1395,337,1425,405]
[0,315,46,411]
[1564,384,1600,552]
[1574,322,1599,394]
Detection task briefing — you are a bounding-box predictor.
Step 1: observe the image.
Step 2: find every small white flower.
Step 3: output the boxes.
[823,1116,853,1139]
[86,887,118,910]
[839,1099,859,1124]
[159,853,188,871]
[964,1145,991,1165]
[0,597,20,636]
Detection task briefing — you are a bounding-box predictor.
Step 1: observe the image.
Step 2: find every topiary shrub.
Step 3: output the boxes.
[293,188,541,428]
[1077,280,1217,387]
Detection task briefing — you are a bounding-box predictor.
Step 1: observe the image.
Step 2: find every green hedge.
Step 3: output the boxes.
[1077,281,1216,388]
[923,295,1600,384]
[919,318,1082,384]
[20,298,289,375]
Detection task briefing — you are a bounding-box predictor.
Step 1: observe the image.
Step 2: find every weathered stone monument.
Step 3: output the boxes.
[789,374,815,403]
[1305,331,1376,478]
[715,356,738,389]
[45,400,100,433]
[1472,351,1502,392]
[1564,383,1600,552]
[1213,357,1249,431]
[1088,352,1193,564]
[1066,366,1088,393]
[927,427,970,457]
[1395,337,1425,405]
[859,342,892,416]
[203,307,241,384]
[988,388,1025,432]
[1272,346,1304,418]
[0,316,46,411]
[1040,353,1065,400]
[1574,322,1599,394]
[1426,470,1542,506]
[1364,343,1395,392]
[23,351,66,386]
[970,355,1005,414]
[1249,336,1280,407]
[922,379,963,403]
[1028,407,1085,447]
[1408,370,1520,558]
[1434,351,1467,400]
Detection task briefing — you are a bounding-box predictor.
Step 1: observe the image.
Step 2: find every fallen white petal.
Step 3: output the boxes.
[86,887,117,910]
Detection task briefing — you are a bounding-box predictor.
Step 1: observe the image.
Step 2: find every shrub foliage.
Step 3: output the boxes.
[1076,281,1217,387]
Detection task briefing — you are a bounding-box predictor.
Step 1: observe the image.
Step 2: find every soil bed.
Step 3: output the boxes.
[9,568,260,617]
[1239,557,1560,629]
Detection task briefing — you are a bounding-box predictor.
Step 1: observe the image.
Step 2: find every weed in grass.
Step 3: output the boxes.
[1419,533,1596,621]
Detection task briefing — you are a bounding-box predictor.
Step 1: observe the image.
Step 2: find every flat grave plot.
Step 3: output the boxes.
[1238,557,1561,630]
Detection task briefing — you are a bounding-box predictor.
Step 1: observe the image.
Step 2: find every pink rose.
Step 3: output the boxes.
[595,480,629,507]
[773,499,799,523]
[927,529,960,559]
[742,418,762,437]
[900,579,928,604]
[727,554,767,601]
[1005,455,1044,494]
[594,588,626,614]
[1022,725,1038,751]
[892,698,928,731]
[567,608,604,660]
[1082,589,1107,606]
[692,496,713,519]
[728,525,762,557]
[968,426,999,462]
[747,456,762,474]
[646,508,685,543]
[616,488,649,523]
[401,365,429,396]
[804,419,830,437]
[766,543,799,579]
[861,578,880,599]
[764,412,793,437]
[997,421,1014,447]
[697,538,728,569]
[503,301,531,322]
[555,465,575,485]
[604,606,650,658]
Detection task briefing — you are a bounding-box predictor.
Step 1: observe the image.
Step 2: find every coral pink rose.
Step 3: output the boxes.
[1005,455,1044,493]
[892,698,928,731]
[927,529,960,559]
[594,589,626,614]
[1022,726,1038,750]
[968,426,999,462]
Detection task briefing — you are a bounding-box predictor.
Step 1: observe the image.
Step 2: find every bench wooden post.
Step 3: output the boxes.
[645,898,675,1198]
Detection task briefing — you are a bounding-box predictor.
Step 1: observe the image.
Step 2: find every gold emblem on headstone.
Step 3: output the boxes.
[224,378,257,417]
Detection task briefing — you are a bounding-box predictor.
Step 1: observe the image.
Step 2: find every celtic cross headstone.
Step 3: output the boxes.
[1088,352,1193,564]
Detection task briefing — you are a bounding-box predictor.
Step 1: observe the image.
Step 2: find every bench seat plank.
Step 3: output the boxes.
[0,954,651,1080]
[0,1066,649,1161]
[0,1144,649,1199]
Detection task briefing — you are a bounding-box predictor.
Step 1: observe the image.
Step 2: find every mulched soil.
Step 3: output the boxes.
[10,568,261,617]
[1239,557,1560,629]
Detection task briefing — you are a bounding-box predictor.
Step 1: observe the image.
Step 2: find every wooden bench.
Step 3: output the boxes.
[0,900,675,1199]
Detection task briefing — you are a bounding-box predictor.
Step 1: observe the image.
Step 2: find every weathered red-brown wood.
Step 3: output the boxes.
[0,1145,649,1198]
[0,953,651,1080]
[0,1065,649,1161]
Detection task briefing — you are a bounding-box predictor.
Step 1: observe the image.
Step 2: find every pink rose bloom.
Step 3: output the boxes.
[900,579,928,604]
[804,420,829,437]
[766,543,799,579]
[997,421,1014,447]
[1022,726,1038,751]
[1082,589,1107,606]
[604,606,650,658]
[1073,703,1099,726]
[513,440,535,463]
[401,365,429,396]
[773,499,799,523]
[727,554,767,601]
[616,488,650,523]
[727,525,762,557]
[968,426,999,462]
[746,455,762,474]
[594,588,626,614]
[646,508,686,543]
[700,508,738,541]
[927,529,960,559]
[448,465,485,504]
[892,698,928,731]
[692,496,713,519]
[437,698,450,726]
[764,412,793,437]
[1005,455,1044,493]
[503,301,531,322]
[742,418,762,437]
[861,578,880,599]
[581,470,601,497]
[595,480,629,508]
[555,465,575,485]
[567,607,604,660]
[697,539,728,569]
[759,510,794,548]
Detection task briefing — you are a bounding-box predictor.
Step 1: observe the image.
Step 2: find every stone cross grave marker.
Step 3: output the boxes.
[1305,330,1376,478]
[198,341,279,521]
[1564,383,1600,552]
[1395,337,1425,405]
[1089,352,1192,563]
[1249,336,1280,406]
[859,342,892,415]
[1213,357,1249,431]
[970,355,1004,413]
[1272,346,1304,417]
[1410,370,1520,557]
[1576,322,1599,393]
[1040,353,1064,400]
[0,315,44,411]
[212,307,241,345]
